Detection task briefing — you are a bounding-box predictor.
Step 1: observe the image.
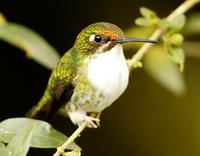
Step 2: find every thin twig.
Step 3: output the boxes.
[127,0,200,70]
[53,121,88,156]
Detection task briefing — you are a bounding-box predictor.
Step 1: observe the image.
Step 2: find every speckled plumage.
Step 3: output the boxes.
[26,22,155,127]
[27,22,128,124]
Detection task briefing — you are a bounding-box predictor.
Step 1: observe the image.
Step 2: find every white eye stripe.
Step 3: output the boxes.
[89,34,96,42]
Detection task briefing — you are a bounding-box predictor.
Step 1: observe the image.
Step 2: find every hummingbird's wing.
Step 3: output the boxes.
[26,48,78,120]
[44,49,79,120]
[44,78,74,120]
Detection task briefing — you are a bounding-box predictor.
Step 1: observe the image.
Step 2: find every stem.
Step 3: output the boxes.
[53,121,88,156]
[128,0,200,70]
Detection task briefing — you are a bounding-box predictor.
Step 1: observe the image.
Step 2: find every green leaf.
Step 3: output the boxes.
[160,14,186,33]
[0,141,6,149]
[0,118,80,150]
[167,47,185,71]
[6,123,34,156]
[159,19,171,30]
[0,13,60,70]
[140,7,157,19]
[0,141,10,156]
[136,7,159,27]
[144,46,186,95]
[135,17,154,27]
[168,14,186,32]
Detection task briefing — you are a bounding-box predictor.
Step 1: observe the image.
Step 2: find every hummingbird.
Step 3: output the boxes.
[27,22,157,128]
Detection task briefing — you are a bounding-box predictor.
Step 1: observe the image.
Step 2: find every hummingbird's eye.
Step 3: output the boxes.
[89,34,106,44]
[94,35,102,43]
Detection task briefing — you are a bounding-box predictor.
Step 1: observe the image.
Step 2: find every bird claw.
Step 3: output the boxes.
[85,116,100,128]
[69,110,101,128]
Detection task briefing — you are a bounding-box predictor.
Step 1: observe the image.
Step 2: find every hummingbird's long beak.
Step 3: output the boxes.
[116,37,158,44]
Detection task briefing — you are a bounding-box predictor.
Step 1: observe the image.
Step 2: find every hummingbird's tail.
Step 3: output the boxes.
[25,89,53,119]
[25,105,39,118]
[25,103,47,118]
[25,81,74,120]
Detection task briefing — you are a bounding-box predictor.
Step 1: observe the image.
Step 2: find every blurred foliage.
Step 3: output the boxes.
[135,7,186,71]
[144,46,186,95]
[135,7,159,27]
[0,118,80,156]
[183,13,200,35]
[183,41,200,58]
[161,14,186,71]
[125,9,200,95]
[0,13,60,70]
[124,28,186,95]
[182,12,200,59]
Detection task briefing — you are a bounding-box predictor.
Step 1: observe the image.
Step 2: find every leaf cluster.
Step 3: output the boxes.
[0,118,80,156]
[135,7,186,71]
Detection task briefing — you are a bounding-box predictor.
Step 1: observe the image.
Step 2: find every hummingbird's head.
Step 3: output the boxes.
[74,22,157,55]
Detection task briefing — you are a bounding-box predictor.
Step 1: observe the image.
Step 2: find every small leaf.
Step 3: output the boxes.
[135,17,154,27]
[0,13,60,70]
[162,32,185,71]
[167,47,185,71]
[168,14,186,32]
[144,46,186,95]
[140,7,157,19]
[159,19,171,30]
[160,14,186,33]
[0,118,80,150]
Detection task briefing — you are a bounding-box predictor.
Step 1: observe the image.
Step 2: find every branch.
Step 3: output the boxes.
[53,121,88,156]
[127,0,200,70]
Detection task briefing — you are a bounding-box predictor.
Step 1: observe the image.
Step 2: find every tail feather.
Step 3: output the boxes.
[25,90,53,119]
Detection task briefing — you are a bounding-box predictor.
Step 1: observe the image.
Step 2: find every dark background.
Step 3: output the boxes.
[0,0,200,156]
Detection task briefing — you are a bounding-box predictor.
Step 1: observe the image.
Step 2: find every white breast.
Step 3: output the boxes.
[87,44,129,111]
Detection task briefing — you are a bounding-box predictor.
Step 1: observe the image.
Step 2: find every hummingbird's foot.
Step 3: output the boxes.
[84,116,100,128]
[68,110,100,128]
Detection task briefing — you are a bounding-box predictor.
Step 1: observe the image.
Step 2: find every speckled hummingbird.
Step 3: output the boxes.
[27,22,157,128]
